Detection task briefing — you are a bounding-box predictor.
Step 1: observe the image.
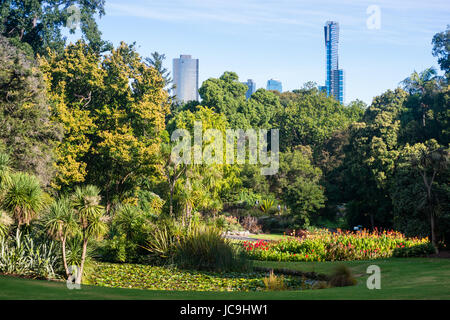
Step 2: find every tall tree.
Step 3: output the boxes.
[0,0,110,55]
[411,142,449,251]
[44,197,78,277]
[268,146,325,227]
[40,41,170,209]
[71,185,106,284]
[432,25,450,77]
[145,52,172,88]
[0,35,61,186]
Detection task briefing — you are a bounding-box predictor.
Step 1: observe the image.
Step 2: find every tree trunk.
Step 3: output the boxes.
[61,236,69,277]
[370,214,375,230]
[76,235,88,285]
[430,209,439,254]
[169,182,174,217]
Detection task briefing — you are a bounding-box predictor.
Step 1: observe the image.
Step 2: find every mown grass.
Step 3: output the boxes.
[247,233,289,241]
[0,258,449,300]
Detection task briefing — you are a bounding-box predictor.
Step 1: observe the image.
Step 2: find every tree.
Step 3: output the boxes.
[0,0,110,55]
[199,72,251,128]
[44,197,78,277]
[400,68,443,128]
[166,106,241,219]
[268,146,325,226]
[276,89,362,153]
[342,89,408,229]
[0,35,61,186]
[411,142,449,251]
[2,172,46,228]
[432,25,450,76]
[71,185,107,284]
[40,41,170,209]
[145,52,172,89]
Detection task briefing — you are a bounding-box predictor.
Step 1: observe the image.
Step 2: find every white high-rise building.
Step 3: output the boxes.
[172,55,199,102]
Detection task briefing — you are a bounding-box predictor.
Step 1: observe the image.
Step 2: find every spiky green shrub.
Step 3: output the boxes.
[143,222,180,261]
[0,230,58,279]
[174,224,249,272]
[2,172,46,227]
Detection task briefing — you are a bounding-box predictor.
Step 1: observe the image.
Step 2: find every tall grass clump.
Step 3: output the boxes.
[263,270,286,291]
[174,224,249,272]
[328,265,357,287]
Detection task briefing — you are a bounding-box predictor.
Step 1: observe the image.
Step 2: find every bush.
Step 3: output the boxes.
[174,224,249,272]
[393,242,436,257]
[143,222,179,261]
[99,204,155,263]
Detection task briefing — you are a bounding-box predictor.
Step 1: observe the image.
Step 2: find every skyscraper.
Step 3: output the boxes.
[242,79,256,99]
[266,79,282,93]
[323,21,345,104]
[172,55,199,102]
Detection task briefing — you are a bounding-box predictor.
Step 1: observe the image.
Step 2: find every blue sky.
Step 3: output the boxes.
[69,0,449,104]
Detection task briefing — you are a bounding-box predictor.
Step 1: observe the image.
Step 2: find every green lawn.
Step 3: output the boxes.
[247,233,290,241]
[1,258,449,300]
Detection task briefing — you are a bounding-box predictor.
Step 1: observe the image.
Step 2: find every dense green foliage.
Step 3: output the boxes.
[0,35,61,185]
[0,0,110,55]
[0,4,448,293]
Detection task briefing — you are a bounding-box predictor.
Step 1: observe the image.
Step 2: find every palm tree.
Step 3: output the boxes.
[71,185,107,284]
[2,172,45,228]
[44,197,79,277]
[401,67,443,127]
[401,68,440,94]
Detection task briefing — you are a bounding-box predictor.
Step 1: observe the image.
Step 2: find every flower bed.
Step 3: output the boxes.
[88,262,313,291]
[241,229,434,262]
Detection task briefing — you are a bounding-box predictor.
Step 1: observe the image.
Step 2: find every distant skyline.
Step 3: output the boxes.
[66,0,449,104]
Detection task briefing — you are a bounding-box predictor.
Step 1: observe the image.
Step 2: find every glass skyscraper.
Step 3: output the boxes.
[323,21,345,104]
[172,55,199,102]
[242,79,256,99]
[266,79,282,93]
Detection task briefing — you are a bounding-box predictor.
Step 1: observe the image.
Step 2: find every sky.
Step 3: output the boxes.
[68,0,449,105]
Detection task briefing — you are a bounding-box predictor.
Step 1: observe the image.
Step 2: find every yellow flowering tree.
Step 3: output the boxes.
[40,41,169,210]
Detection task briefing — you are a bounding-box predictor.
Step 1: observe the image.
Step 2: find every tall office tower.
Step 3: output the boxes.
[323,21,345,104]
[242,79,256,99]
[266,79,282,93]
[172,55,199,102]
